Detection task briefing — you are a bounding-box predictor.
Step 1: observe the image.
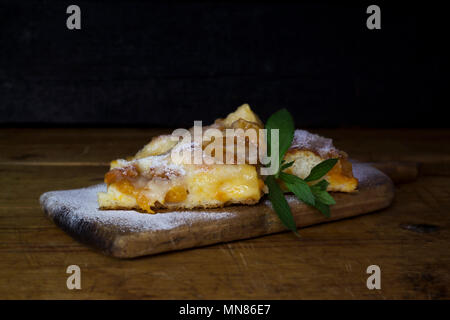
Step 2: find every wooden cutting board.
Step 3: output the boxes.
[40,162,394,258]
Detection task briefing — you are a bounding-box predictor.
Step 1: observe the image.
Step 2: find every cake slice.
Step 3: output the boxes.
[98,105,357,213]
[283,130,358,192]
[98,104,266,212]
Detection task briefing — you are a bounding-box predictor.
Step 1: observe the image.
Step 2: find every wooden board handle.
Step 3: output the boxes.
[368,161,420,184]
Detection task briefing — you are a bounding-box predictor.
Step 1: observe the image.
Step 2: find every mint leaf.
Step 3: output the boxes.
[263,109,337,233]
[280,160,294,171]
[265,175,299,235]
[312,190,336,205]
[310,179,335,216]
[312,200,331,218]
[305,158,339,182]
[265,109,295,164]
[279,172,315,206]
[311,180,336,205]
[310,179,329,191]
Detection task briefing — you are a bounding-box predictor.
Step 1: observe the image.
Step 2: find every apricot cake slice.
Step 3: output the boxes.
[98,105,266,212]
[98,104,357,213]
[284,130,358,193]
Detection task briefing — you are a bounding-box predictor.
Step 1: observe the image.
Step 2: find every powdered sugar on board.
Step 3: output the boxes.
[39,162,394,258]
[40,162,380,233]
[40,184,237,233]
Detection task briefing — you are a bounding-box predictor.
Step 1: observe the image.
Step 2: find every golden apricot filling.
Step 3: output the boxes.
[104,165,187,213]
[104,166,139,184]
[326,161,358,189]
[102,160,263,213]
[109,179,154,213]
[165,185,188,203]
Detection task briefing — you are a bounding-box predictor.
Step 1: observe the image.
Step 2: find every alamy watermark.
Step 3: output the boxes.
[169,122,280,175]
[366,265,381,290]
[66,265,81,290]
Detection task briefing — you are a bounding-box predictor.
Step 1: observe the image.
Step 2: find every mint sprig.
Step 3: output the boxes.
[305,158,338,182]
[265,175,299,236]
[264,109,338,234]
[279,172,315,206]
[265,109,295,164]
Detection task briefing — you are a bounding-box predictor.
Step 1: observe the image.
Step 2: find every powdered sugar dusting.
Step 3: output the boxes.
[289,130,340,158]
[350,161,385,188]
[136,155,186,178]
[116,154,186,179]
[40,184,236,233]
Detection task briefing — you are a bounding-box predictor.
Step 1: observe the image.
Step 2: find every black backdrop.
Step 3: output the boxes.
[0,1,446,128]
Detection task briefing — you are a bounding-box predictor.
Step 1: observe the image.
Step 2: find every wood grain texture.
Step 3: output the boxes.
[40,163,394,258]
[2,128,450,174]
[366,161,420,184]
[1,128,449,299]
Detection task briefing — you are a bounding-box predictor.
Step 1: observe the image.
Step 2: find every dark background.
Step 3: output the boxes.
[0,1,446,128]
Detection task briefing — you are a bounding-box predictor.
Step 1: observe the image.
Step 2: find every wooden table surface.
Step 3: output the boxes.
[1,128,449,299]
